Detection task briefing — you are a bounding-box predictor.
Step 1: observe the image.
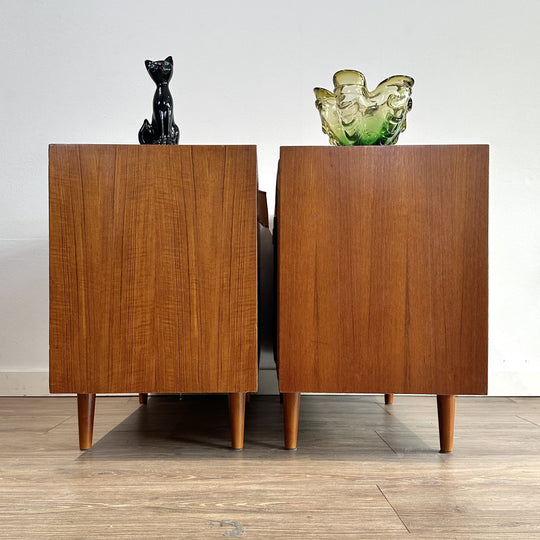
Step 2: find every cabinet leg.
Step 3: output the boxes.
[77,393,96,450]
[139,393,148,404]
[384,393,394,405]
[437,395,456,453]
[283,392,301,450]
[228,392,246,450]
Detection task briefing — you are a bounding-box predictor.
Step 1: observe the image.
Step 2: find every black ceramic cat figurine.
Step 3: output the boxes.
[139,56,180,145]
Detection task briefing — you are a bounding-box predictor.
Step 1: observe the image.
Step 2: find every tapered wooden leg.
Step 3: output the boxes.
[283,392,301,450]
[437,394,456,453]
[77,393,96,450]
[384,393,394,405]
[228,392,246,450]
[139,393,148,404]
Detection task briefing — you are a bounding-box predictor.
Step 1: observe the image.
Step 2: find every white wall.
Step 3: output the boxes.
[1,0,539,395]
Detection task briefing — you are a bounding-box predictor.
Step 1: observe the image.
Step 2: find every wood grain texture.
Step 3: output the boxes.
[437,394,456,452]
[49,145,258,394]
[2,395,540,538]
[228,392,246,450]
[257,190,269,227]
[283,392,301,450]
[277,146,488,395]
[76,393,95,450]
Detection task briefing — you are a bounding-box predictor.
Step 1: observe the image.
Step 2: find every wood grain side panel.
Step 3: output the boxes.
[183,146,258,392]
[277,146,488,395]
[50,145,257,394]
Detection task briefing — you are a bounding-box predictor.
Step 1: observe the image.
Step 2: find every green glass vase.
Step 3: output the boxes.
[314,70,414,146]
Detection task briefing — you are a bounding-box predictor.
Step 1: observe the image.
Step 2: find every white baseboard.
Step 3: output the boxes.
[0,371,50,396]
[0,369,280,396]
[488,371,540,396]
[1,370,538,397]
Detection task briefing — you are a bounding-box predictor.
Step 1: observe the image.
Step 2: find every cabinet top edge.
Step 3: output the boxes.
[279,144,489,150]
[49,144,257,150]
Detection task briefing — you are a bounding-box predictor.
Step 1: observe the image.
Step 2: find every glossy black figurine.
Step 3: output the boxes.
[139,56,180,145]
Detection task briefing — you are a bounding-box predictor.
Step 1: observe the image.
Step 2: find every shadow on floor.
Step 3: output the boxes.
[78,394,441,462]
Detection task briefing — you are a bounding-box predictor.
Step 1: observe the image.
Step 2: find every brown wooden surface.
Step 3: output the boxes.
[77,393,95,450]
[50,145,258,394]
[437,394,456,452]
[282,392,300,450]
[3,395,540,538]
[277,146,488,395]
[257,190,269,227]
[228,392,246,450]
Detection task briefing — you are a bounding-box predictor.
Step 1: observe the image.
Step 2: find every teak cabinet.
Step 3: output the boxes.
[276,146,488,452]
[49,145,258,450]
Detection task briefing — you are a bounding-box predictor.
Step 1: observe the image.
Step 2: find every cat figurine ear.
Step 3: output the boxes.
[145,59,152,69]
[165,56,173,64]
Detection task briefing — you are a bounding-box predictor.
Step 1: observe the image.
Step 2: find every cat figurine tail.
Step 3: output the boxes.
[138,119,155,144]
[139,55,180,145]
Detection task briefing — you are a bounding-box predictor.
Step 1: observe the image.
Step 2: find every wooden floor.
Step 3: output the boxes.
[1,395,539,539]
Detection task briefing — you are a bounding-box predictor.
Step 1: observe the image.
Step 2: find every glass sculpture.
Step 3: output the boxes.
[314,70,414,146]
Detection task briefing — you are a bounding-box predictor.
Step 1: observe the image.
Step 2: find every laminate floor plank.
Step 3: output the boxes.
[0,395,539,538]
